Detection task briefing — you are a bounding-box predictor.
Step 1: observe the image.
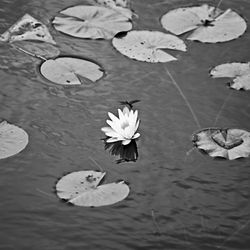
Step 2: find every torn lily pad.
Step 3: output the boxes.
[0,121,29,159]
[52,5,132,39]
[95,0,133,18]
[56,170,130,207]
[210,62,250,90]
[112,30,186,63]
[161,4,247,43]
[0,14,56,44]
[95,0,129,8]
[193,128,250,160]
[40,57,104,85]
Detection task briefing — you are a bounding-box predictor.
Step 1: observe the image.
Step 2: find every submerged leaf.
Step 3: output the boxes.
[0,14,56,44]
[112,30,186,63]
[56,170,130,207]
[0,121,29,159]
[161,4,247,43]
[193,128,250,160]
[40,57,104,85]
[210,62,250,90]
[13,41,60,59]
[52,5,132,39]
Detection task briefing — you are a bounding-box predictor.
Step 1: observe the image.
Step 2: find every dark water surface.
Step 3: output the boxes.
[0,0,250,249]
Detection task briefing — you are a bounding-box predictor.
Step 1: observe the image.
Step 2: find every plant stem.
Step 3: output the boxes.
[213,91,232,126]
[216,0,224,10]
[89,156,104,172]
[164,66,201,129]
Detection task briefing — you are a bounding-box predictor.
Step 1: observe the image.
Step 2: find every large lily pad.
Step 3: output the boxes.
[161,4,247,43]
[210,62,250,90]
[193,128,250,160]
[40,57,104,85]
[0,121,29,159]
[0,14,56,44]
[112,30,186,63]
[52,5,132,40]
[56,170,130,207]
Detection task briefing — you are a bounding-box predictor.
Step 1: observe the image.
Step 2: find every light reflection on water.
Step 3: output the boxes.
[0,0,250,249]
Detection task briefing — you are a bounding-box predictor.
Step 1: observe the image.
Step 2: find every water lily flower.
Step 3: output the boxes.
[101,106,140,145]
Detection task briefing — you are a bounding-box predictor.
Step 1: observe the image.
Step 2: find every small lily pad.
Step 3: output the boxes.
[161,4,247,43]
[56,170,130,207]
[0,121,29,159]
[40,57,104,85]
[193,128,250,160]
[52,5,132,40]
[0,14,56,44]
[210,62,250,90]
[112,30,186,63]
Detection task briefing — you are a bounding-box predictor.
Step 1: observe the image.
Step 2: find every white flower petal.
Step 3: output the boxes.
[106,137,121,143]
[122,106,130,115]
[108,112,120,123]
[122,139,131,145]
[133,132,140,139]
[101,126,115,133]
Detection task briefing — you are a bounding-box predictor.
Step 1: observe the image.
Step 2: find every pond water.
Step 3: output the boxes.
[0,0,250,249]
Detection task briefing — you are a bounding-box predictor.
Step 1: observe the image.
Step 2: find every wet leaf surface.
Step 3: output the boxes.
[210,62,250,90]
[0,120,29,159]
[40,57,104,85]
[52,5,132,39]
[56,170,130,206]
[193,128,250,160]
[161,4,247,43]
[112,30,186,62]
[0,13,56,44]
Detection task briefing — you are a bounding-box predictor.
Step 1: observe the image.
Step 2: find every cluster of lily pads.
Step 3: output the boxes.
[0,0,250,207]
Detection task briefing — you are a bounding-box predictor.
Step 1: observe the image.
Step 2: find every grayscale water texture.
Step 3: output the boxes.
[0,0,250,249]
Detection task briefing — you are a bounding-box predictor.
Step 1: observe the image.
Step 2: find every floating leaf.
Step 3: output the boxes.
[95,0,133,18]
[210,62,250,90]
[95,0,129,8]
[56,170,130,207]
[0,121,29,159]
[40,57,104,85]
[193,128,250,160]
[0,14,56,44]
[52,5,132,40]
[112,30,186,63]
[161,4,247,43]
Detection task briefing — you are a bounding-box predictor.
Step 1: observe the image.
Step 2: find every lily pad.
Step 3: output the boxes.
[40,57,104,85]
[112,30,186,63]
[52,5,132,40]
[210,62,250,90]
[95,0,129,8]
[161,4,247,43]
[56,170,130,207]
[95,0,133,18]
[193,128,250,160]
[0,14,56,44]
[0,121,29,159]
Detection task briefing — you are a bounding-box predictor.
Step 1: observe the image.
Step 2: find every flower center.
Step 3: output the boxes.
[121,121,129,130]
